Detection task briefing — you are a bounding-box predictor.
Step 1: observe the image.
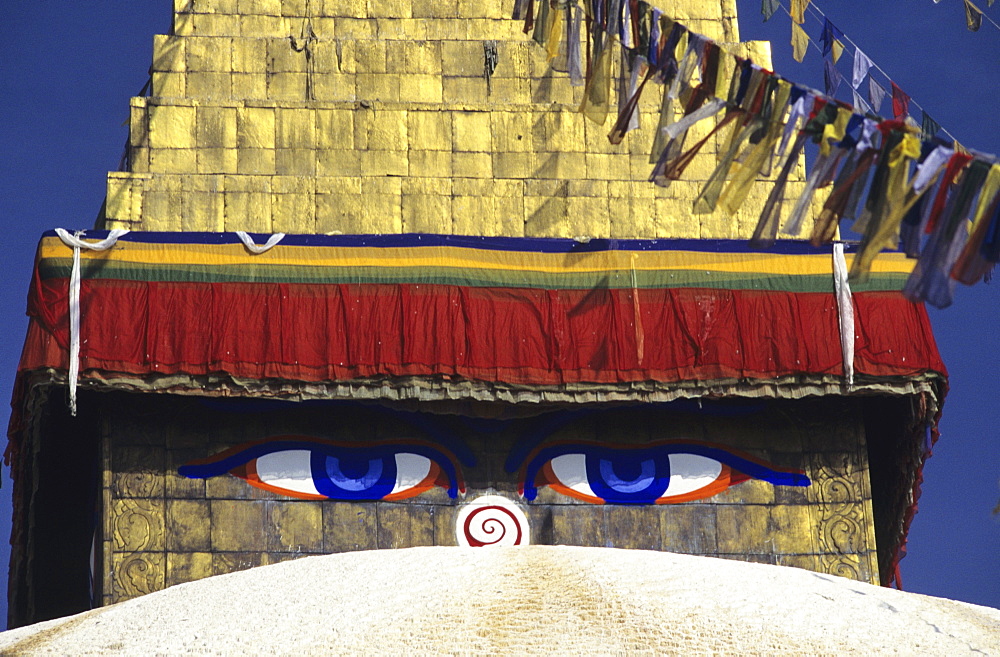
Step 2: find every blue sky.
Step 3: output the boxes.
[0,0,996,627]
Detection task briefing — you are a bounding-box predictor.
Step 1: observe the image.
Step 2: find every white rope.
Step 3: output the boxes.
[236,231,286,254]
[54,228,129,415]
[832,242,855,388]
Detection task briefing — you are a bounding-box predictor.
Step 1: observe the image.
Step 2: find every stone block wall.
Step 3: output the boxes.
[102,0,812,239]
[100,394,880,605]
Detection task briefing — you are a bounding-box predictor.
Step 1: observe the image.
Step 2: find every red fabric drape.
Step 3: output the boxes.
[18,278,946,387]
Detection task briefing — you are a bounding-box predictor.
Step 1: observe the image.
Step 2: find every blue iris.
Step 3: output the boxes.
[593,457,666,500]
[314,452,394,499]
[585,452,670,503]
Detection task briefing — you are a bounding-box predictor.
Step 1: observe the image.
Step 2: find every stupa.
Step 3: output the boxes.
[7,0,946,629]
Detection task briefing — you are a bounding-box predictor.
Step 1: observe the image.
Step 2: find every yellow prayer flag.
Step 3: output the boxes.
[969,164,1000,234]
[790,0,809,24]
[715,52,734,100]
[675,30,689,64]
[821,106,853,156]
[546,6,563,61]
[832,40,844,63]
[791,23,809,63]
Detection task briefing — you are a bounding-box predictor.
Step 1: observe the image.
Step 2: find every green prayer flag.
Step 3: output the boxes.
[762,0,780,21]
[922,113,941,140]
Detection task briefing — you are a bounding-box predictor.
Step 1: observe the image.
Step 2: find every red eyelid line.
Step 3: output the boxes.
[654,464,733,504]
[539,462,605,504]
[537,455,736,505]
[382,462,452,501]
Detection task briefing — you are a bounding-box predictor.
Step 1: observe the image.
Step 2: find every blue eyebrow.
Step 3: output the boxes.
[194,398,476,469]
[505,402,768,473]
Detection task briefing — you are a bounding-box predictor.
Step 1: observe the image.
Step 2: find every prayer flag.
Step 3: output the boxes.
[762,0,780,21]
[819,18,846,63]
[922,112,941,140]
[965,0,983,31]
[852,48,872,89]
[891,82,910,119]
[852,88,871,114]
[790,0,809,24]
[791,22,809,62]
[824,59,843,96]
[869,78,886,113]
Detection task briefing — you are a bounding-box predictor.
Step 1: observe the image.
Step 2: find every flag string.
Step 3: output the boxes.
[771,0,961,144]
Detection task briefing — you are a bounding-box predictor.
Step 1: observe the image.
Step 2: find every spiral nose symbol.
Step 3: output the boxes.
[455,495,530,547]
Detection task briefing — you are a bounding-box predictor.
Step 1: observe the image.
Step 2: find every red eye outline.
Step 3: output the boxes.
[535,459,750,504]
[517,440,809,505]
[179,435,466,501]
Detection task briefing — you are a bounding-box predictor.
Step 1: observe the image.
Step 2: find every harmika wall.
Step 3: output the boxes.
[100,393,880,605]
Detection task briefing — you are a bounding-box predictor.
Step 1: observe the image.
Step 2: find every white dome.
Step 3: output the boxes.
[1,546,997,655]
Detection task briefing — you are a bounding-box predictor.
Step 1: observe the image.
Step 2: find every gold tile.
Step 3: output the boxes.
[241,15,292,37]
[453,114,494,150]
[361,149,407,176]
[166,500,211,552]
[150,148,199,174]
[276,108,316,149]
[237,106,275,148]
[166,552,213,586]
[442,76,487,103]
[316,149,361,176]
[407,111,451,151]
[225,191,273,231]
[190,13,240,37]
[232,38,268,74]
[268,502,323,552]
[237,147,276,175]
[152,71,186,98]
[186,37,233,72]
[197,106,238,149]
[197,148,239,174]
[335,17,377,38]
[398,74,443,103]
[267,72,309,100]
[411,0,457,18]
[148,104,197,149]
[353,39,388,73]
[112,498,165,552]
[387,41,441,74]
[402,192,452,233]
[452,152,492,178]
[152,34,185,73]
[232,72,267,99]
[186,72,233,99]
[211,500,267,552]
[407,150,452,178]
[275,148,317,176]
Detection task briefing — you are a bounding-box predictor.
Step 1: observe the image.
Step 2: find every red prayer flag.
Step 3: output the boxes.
[891,82,910,119]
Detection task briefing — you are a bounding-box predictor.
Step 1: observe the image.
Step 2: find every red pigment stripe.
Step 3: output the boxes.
[20,278,946,386]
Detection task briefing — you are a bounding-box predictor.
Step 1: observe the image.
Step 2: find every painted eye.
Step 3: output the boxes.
[519,441,809,505]
[179,437,465,500]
